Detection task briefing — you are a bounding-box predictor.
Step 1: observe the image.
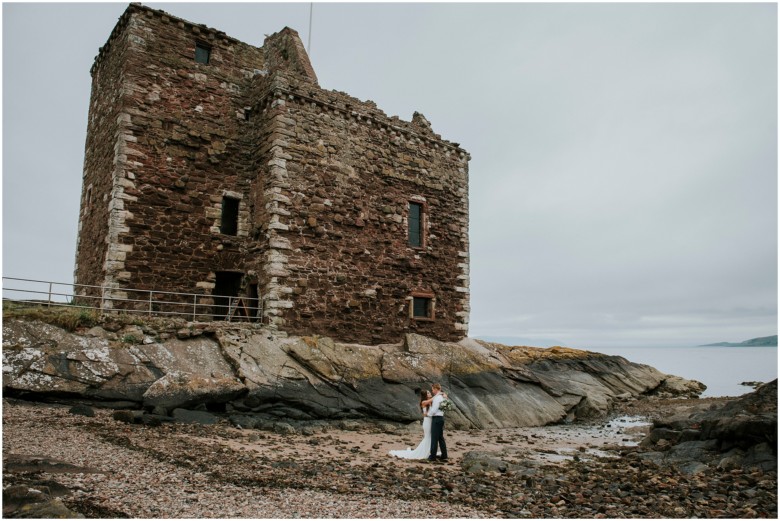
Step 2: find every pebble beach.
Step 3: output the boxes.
[3,396,777,518]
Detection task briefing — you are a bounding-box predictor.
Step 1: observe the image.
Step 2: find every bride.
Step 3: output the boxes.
[389,389,441,460]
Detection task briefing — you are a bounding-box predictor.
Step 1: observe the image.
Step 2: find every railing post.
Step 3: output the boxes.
[149,290,153,316]
[48,282,53,308]
[193,294,197,322]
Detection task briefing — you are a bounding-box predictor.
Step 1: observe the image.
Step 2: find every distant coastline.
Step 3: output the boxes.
[700,335,778,347]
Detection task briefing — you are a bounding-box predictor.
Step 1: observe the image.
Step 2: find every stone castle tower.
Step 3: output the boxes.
[74,3,470,344]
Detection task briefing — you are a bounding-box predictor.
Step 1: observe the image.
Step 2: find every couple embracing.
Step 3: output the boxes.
[389,383,449,461]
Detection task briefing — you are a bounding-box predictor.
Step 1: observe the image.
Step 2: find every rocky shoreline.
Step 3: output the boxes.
[3,386,777,518]
[2,316,706,430]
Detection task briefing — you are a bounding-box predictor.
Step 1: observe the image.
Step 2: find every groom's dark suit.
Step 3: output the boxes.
[428,392,448,460]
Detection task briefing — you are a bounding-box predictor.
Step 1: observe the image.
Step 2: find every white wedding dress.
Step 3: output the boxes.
[389,408,441,460]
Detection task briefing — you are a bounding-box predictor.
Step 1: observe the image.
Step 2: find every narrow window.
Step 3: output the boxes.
[220,196,239,235]
[408,202,423,247]
[413,297,431,318]
[195,42,211,64]
[244,108,252,121]
[410,292,435,321]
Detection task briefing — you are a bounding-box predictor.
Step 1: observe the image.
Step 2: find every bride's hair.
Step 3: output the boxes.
[419,388,429,412]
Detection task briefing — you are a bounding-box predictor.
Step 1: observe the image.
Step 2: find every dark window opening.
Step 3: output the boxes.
[408,202,423,247]
[413,297,432,319]
[244,108,252,121]
[213,272,242,320]
[220,196,239,235]
[248,283,260,322]
[195,42,211,64]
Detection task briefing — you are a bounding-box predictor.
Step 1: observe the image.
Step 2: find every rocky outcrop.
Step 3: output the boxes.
[649,375,708,398]
[2,318,703,429]
[639,380,777,473]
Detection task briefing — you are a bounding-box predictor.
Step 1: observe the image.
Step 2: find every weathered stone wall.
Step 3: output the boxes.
[74,11,132,299]
[76,4,265,310]
[255,74,470,343]
[75,4,470,343]
[242,30,321,334]
[114,8,262,298]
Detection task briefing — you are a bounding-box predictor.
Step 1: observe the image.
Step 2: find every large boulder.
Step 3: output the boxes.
[652,375,708,398]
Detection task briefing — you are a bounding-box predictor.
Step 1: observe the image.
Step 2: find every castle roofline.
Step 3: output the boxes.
[90,4,464,155]
[91,3,259,74]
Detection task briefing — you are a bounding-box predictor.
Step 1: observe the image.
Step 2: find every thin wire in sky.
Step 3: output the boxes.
[307,3,313,56]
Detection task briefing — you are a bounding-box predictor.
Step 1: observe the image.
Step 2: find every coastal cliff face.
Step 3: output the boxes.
[2,317,704,428]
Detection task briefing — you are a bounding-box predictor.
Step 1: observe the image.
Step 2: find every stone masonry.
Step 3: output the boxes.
[74,3,470,344]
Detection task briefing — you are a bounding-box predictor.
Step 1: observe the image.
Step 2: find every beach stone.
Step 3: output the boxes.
[141,413,172,426]
[460,451,537,475]
[301,425,320,436]
[677,461,710,475]
[272,422,297,435]
[68,404,95,417]
[718,449,745,470]
[229,415,261,429]
[112,410,138,424]
[172,409,219,425]
[641,427,680,447]
[253,419,276,432]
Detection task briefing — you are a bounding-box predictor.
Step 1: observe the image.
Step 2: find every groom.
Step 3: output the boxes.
[427,382,448,461]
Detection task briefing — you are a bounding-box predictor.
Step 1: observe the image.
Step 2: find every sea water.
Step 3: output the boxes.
[589,345,778,398]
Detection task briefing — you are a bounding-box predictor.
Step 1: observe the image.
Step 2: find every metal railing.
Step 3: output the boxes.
[2,277,262,323]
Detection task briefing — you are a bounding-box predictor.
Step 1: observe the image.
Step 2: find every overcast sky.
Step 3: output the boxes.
[2,2,777,348]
